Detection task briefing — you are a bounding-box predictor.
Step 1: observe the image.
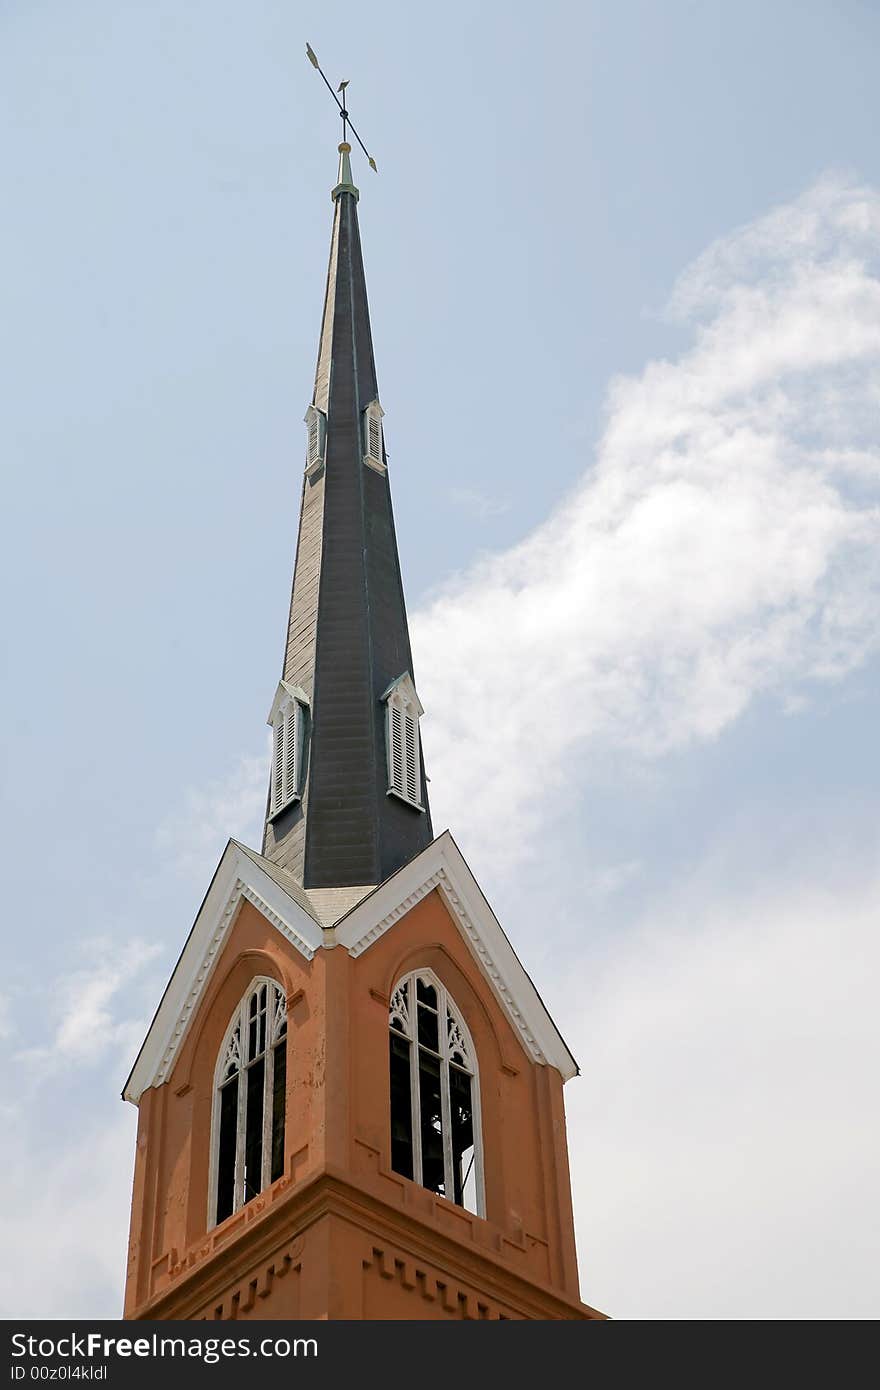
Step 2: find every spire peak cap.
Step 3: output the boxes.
[332,141,359,202]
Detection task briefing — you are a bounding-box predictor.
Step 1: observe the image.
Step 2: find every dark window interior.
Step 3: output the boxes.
[243,1056,265,1201]
[216,1077,238,1224]
[389,1031,414,1179]
[388,975,480,1215]
[418,1050,445,1197]
[450,1065,475,1206]
[270,1039,287,1183]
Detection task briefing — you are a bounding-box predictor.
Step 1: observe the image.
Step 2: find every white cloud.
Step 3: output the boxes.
[414,176,880,875]
[566,858,880,1320]
[0,1106,137,1319]
[14,176,875,1322]
[15,939,162,1070]
[155,749,268,882]
[1,944,161,1317]
[54,941,163,1063]
[448,485,512,519]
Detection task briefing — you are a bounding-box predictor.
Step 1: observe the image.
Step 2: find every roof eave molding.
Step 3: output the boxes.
[123,841,323,1104]
[124,832,577,1105]
[334,830,579,1081]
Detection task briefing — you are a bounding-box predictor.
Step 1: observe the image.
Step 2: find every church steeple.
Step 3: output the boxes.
[123,99,603,1325]
[262,143,433,890]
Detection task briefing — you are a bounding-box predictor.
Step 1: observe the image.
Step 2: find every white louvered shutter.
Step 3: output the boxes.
[306,408,323,470]
[390,704,404,795]
[272,717,284,813]
[404,712,419,804]
[283,704,299,804]
[368,410,382,465]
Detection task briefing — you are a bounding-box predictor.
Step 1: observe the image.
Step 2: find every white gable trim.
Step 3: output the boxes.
[266,679,310,726]
[125,834,577,1105]
[380,670,424,716]
[123,842,323,1104]
[334,832,578,1081]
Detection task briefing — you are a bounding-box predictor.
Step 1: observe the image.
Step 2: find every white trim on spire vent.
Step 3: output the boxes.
[267,681,309,818]
[362,398,386,474]
[304,404,326,479]
[382,672,424,811]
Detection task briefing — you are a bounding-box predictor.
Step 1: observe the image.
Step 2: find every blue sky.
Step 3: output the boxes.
[1,1,879,1319]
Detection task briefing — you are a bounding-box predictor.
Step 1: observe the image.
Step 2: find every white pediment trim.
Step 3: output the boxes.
[333,831,578,1081]
[123,841,323,1104]
[124,834,577,1105]
[380,670,424,717]
[266,679,309,726]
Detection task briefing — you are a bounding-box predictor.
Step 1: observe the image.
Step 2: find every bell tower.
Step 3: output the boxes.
[122,133,605,1322]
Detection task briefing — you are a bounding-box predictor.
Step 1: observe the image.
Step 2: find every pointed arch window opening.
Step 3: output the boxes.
[362,398,386,474]
[388,969,484,1218]
[210,978,288,1228]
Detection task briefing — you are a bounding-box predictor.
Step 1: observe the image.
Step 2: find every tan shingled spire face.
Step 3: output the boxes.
[313,200,340,414]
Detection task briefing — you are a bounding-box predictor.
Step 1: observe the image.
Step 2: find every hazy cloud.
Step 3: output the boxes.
[16,940,162,1071]
[0,1107,137,1319]
[567,855,880,1320]
[414,176,880,874]
[155,749,268,882]
[10,177,876,1321]
[448,485,512,520]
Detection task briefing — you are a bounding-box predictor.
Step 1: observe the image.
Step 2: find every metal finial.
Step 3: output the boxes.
[305,43,378,174]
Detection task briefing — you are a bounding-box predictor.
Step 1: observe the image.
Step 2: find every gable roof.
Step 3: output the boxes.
[122,840,323,1103]
[123,831,577,1104]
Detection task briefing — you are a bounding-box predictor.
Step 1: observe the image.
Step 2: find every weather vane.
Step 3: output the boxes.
[306,43,378,173]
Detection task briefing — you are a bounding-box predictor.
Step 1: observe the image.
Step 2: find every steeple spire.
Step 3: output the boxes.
[262,143,432,890]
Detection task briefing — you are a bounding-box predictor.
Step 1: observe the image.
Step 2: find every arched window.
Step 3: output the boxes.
[211,978,287,1227]
[388,969,483,1216]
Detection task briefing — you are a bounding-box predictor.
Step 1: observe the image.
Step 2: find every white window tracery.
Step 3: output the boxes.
[210,977,287,1227]
[388,969,483,1217]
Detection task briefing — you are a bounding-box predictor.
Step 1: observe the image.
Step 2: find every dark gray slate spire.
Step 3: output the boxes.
[262,143,433,890]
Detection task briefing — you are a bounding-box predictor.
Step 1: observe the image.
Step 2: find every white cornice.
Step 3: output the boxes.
[123,842,323,1104]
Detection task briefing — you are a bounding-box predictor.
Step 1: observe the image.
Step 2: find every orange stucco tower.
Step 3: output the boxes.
[122,138,604,1322]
